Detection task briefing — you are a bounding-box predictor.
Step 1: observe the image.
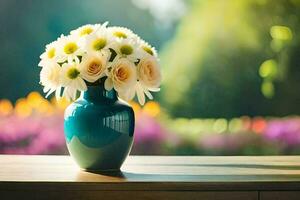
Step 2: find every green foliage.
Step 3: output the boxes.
[259,60,278,79]
[160,0,300,117]
[261,81,274,98]
[0,0,170,101]
[270,25,293,41]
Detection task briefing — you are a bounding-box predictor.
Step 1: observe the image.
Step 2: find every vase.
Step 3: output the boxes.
[64,83,135,171]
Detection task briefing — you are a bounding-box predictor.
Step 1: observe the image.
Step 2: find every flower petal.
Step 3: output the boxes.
[55,87,62,100]
[104,77,114,91]
[43,86,50,93]
[46,88,55,98]
[78,78,87,91]
[67,56,73,64]
[127,87,136,100]
[38,60,44,67]
[148,87,160,92]
[136,83,145,105]
[144,89,153,100]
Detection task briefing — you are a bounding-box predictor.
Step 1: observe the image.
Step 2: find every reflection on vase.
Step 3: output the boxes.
[64,85,134,171]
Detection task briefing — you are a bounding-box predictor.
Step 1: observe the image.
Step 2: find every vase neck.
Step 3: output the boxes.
[83,84,117,103]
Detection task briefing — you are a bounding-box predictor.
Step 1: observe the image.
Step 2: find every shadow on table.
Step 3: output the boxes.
[77,168,300,182]
[127,163,300,170]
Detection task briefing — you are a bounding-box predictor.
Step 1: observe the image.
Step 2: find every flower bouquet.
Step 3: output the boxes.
[39,22,161,105]
[38,22,161,171]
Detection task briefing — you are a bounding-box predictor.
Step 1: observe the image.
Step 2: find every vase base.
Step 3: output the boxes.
[82,168,125,177]
[83,168,120,173]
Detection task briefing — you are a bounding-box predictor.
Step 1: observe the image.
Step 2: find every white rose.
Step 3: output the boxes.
[137,56,161,89]
[104,58,137,93]
[79,52,108,83]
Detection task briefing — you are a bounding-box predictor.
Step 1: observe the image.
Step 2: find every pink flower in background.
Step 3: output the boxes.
[263,118,300,146]
[0,112,66,154]
[131,113,168,154]
[134,113,166,144]
[1,92,300,155]
[199,132,259,153]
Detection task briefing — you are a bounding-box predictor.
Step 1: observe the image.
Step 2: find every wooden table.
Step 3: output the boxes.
[1,155,300,200]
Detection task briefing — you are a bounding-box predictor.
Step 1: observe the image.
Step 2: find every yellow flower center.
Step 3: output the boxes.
[47,48,56,59]
[64,42,78,54]
[142,46,154,56]
[114,31,127,38]
[92,38,107,51]
[120,45,133,55]
[67,67,80,79]
[80,27,93,36]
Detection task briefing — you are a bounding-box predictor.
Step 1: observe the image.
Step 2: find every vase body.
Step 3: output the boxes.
[64,85,135,171]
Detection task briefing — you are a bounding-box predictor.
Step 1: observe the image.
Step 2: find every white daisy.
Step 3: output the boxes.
[38,23,161,106]
[56,34,84,63]
[38,41,59,67]
[79,52,109,83]
[110,38,140,63]
[107,26,138,40]
[61,61,87,100]
[39,61,62,99]
[83,26,113,55]
[70,23,105,37]
[125,81,159,105]
[138,39,158,58]
[137,81,161,105]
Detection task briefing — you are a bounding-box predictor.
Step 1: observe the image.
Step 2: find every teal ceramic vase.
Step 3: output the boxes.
[64,82,135,171]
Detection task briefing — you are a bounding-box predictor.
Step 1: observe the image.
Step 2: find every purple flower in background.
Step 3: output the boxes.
[0,113,66,154]
[2,92,300,156]
[263,118,300,146]
[131,112,179,154]
[134,113,166,144]
[199,132,257,152]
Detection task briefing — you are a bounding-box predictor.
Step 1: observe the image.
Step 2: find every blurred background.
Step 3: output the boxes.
[1,0,300,155]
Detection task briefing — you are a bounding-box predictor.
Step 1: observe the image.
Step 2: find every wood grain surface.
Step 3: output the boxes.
[0,155,300,200]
